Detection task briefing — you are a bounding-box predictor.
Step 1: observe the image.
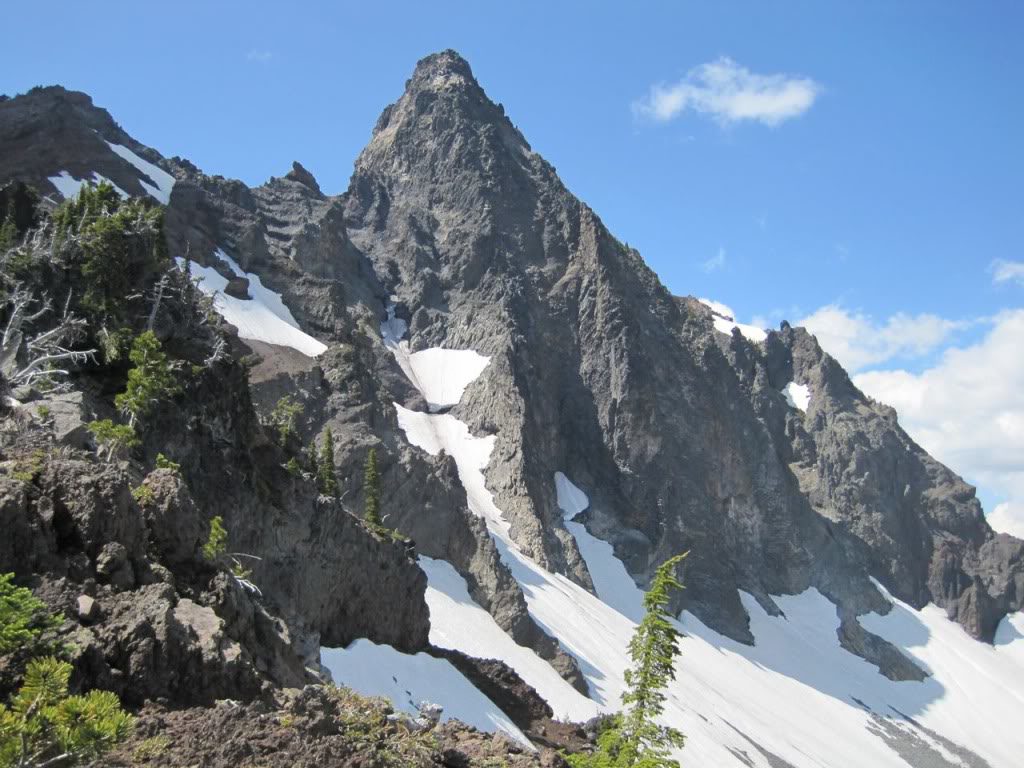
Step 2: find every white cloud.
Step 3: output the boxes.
[697,298,734,319]
[988,502,1024,539]
[702,247,726,273]
[633,57,821,126]
[992,259,1024,286]
[851,309,1024,533]
[246,50,273,63]
[798,304,970,372]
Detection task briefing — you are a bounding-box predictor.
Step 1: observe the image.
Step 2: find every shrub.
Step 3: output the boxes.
[154,453,180,472]
[131,484,155,507]
[0,573,61,655]
[201,515,228,563]
[86,420,139,462]
[269,395,303,444]
[0,656,134,767]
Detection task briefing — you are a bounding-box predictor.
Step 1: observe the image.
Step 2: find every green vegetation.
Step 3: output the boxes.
[284,456,303,478]
[269,395,303,444]
[1,573,130,766]
[114,332,180,428]
[131,483,155,507]
[0,574,61,656]
[363,447,381,526]
[8,450,46,485]
[201,515,228,563]
[317,427,338,496]
[154,453,180,473]
[131,735,170,762]
[201,516,258,590]
[0,213,17,253]
[567,554,688,768]
[51,183,167,324]
[0,656,134,768]
[328,686,436,767]
[86,420,139,462]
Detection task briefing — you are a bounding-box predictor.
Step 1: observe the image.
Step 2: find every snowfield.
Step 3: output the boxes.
[105,141,176,204]
[381,306,489,410]
[783,381,811,411]
[48,170,129,200]
[320,640,530,746]
[177,249,327,357]
[322,308,1024,767]
[697,297,768,343]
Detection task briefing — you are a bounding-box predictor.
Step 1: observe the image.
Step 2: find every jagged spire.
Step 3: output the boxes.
[356,49,530,181]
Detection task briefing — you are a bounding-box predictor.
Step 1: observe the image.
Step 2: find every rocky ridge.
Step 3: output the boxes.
[0,50,1022,766]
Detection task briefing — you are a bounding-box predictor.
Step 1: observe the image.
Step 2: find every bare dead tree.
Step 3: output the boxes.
[203,336,227,367]
[1,284,96,399]
[145,273,170,332]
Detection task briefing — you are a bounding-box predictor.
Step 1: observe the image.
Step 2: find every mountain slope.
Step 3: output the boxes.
[1,51,1022,767]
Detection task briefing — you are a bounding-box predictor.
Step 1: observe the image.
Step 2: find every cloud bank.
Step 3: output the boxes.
[797,305,969,372]
[846,310,1024,538]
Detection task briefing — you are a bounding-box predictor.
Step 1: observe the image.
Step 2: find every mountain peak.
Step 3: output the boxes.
[411,49,476,84]
[357,50,529,181]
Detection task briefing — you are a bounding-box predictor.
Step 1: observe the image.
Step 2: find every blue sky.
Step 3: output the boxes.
[4,2,1023,526]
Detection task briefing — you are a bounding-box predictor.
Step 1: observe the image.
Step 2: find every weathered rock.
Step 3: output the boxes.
[77,593,98,622]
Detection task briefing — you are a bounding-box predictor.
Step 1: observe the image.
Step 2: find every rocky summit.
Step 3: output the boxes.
[0,50,1021,768]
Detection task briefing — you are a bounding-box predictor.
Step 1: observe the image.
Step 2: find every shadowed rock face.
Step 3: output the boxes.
[0,49,1020,672]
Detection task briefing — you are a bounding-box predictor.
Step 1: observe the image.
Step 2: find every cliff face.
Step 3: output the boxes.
[1,50,1022,768]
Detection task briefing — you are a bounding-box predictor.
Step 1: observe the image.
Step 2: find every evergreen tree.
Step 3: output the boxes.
[86,420,139,462]
[269,395,303,444]
[0,573,61,655]
[51,182,167,324]
[0,656,134,767]
[202,516,228,563]
[317,427,338,496]
[114,331,180,428]
[567,553,688,768]
[363,447,381,526]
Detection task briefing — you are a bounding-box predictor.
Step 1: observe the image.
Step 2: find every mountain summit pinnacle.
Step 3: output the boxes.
[409,48,478,86]
[355,48,532,196]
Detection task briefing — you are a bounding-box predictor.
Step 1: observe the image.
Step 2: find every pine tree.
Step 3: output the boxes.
[567,553,688,768]
[269,395,303,444]
[0,656,134,766]
[363,447,381,526]
[317,427,338,496]
[114,331,180,428]
[0,573,61,655]
[202,515,228,563]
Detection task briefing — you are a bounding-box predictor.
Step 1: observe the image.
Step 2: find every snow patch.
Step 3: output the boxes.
[177,249,327,357]
[48,170,129,200]
[387,324,1024,766]
[782,381,811,411]
[697,297,735,319]
[105,141,176,204]
[555,472,645,623]
[420,556,596,720]
[712,315,768,343]
[320,640,531,746]
[380,306,490,411]
[699,298,768,343]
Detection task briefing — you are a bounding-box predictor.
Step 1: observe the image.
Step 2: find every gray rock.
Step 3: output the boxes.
[77,593,98,622]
